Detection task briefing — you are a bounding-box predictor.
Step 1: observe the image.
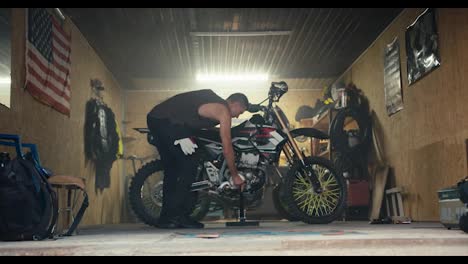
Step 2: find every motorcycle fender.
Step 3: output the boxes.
[290,128,329,140]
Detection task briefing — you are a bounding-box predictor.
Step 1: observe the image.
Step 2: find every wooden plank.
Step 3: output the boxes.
[318,149,330,158]
[369,165,389,221]
[311,110,331,132]
[385,187,403,194]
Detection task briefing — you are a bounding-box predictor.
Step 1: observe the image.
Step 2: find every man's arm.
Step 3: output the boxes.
[198,103,244,187]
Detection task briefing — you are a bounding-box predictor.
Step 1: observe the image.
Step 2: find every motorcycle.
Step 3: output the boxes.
[129,81,347,226]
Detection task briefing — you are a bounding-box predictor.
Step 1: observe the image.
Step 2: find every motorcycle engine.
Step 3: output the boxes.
[221,165,266,194]
[204,151,267,207]
[236,151,265,192]
[238,152,260,168]
[238,167,266,193]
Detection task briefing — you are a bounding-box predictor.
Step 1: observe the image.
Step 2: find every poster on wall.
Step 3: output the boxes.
[406,8,440,85]
[384,37,403,116]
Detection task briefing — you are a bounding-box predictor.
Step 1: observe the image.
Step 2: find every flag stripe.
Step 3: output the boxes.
[27,64,71,99]
[52,46,70,64]
[27,63,71,100]
[28,45,69,84]
[53,50,71,70]
[52,19,71,42]
[52,31,70,51]
[27,82,70,115]
[26,8,71,116]
[52,24,71,46]
[27,74,71,109]
[52,60,69,75]
[52,39,70,58]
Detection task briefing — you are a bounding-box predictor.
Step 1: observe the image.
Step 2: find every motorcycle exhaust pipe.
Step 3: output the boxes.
[190,180,213,192]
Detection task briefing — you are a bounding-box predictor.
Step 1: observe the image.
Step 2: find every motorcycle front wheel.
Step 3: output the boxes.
[283,156,347,224]
[272,184,300,222]
[128,160,211,227]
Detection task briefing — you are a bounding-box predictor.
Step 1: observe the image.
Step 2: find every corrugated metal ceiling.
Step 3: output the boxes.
[63,8,403,89]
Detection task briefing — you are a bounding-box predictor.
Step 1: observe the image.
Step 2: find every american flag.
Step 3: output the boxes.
[26,8,71,116]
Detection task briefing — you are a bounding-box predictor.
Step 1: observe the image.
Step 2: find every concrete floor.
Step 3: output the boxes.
[0,220,467,256]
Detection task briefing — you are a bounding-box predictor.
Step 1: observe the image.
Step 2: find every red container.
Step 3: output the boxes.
[347,180,370,206]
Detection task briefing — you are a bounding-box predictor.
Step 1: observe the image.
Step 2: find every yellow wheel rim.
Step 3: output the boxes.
[292,164,341,217]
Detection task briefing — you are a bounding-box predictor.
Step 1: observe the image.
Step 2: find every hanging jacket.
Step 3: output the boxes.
[84,99,119,189]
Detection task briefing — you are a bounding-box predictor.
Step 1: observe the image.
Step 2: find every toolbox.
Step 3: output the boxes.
[437,186,467,229]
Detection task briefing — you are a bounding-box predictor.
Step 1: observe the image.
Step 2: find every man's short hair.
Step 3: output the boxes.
[227,93,249,108]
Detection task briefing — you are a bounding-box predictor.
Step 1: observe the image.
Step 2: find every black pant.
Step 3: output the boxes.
[147,116,199,220]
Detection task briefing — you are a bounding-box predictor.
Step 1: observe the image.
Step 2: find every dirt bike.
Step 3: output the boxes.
[129,81,347,226]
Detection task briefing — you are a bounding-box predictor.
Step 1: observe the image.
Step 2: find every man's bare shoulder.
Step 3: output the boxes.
[198,103,229,120]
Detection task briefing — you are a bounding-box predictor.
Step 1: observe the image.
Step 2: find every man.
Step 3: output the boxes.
[147,89,249,229]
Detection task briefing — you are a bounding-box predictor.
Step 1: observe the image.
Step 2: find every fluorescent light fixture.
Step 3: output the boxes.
[190,31,292,37]
[54,8,66,21]
[196,73,268,82]
[0,77,11,85]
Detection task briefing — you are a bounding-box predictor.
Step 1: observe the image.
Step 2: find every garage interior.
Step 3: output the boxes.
[0,8,467,255]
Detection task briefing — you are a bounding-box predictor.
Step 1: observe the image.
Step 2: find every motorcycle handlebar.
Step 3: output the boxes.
[247,104,264,113]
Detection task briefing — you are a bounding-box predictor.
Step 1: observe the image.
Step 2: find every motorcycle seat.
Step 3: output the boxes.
[194,128,221,142]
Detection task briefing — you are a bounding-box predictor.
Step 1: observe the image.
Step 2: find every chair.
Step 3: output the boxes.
[48,175,89,236]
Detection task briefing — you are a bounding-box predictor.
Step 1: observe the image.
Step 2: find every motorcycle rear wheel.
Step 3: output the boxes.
[129,160,210,227]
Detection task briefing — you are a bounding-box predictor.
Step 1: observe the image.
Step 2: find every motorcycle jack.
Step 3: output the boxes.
[226,190,259,227]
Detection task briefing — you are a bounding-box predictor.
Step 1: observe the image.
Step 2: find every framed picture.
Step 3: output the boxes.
[384,37,403,116]
[406,8,440,85]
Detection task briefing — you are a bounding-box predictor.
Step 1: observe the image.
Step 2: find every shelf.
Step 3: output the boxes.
[314,111,330,125]
[299,118,314,127]
[318,149,330,158]
[300,109,331,132]
[301,108,359,160]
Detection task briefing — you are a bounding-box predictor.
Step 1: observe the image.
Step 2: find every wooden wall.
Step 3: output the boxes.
[0,9,125,226]
[338,8,468,221]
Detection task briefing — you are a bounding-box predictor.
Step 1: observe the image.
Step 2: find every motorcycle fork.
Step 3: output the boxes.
[273,107,323,194]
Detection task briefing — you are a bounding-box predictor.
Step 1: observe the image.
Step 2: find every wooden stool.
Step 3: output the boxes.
[48,175,88,236]
[385,187,411,223]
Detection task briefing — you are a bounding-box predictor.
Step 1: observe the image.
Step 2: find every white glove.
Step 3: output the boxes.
[230,173,246,189]
[174,138,198,155]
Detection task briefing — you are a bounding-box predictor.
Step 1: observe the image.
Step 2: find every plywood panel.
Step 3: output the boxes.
[341,8,468,220]
[0,9,125,226]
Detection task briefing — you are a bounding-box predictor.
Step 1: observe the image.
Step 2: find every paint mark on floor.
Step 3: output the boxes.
[176,229,367,238]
